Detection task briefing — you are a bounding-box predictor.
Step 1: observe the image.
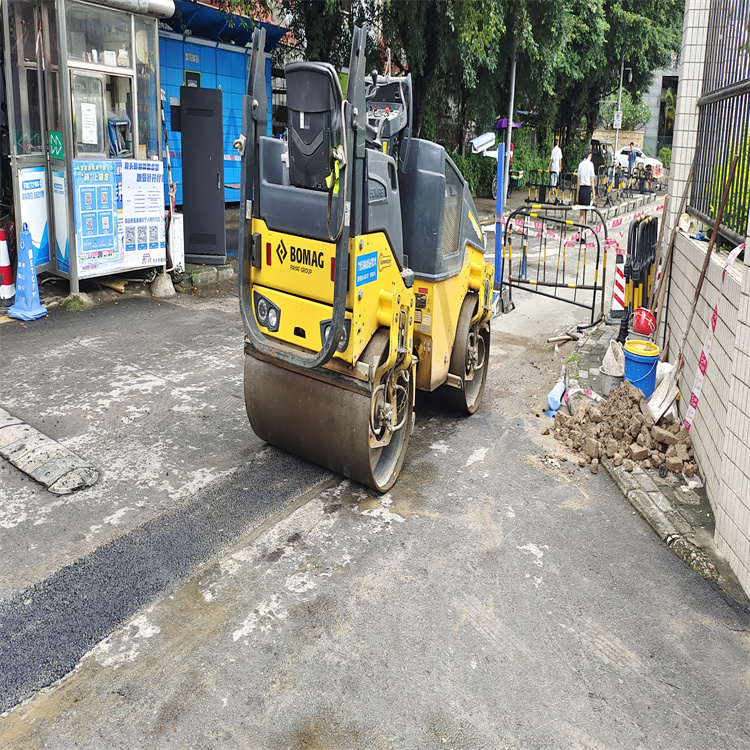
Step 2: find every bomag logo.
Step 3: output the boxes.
[289,245,325,272]
[276,240,288,264]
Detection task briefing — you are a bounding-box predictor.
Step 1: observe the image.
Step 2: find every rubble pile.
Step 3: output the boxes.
[552,381,697,476]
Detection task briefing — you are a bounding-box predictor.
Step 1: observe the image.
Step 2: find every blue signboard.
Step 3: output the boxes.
[356,252,378,286]
[72,160,119,276]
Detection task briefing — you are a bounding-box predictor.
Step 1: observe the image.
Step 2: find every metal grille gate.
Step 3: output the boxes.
[501,205,609,325]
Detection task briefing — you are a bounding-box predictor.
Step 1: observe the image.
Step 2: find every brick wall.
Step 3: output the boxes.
[591,129,643,149]
[661,0,750,596]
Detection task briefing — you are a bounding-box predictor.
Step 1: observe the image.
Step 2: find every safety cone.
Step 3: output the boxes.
[0,229,15,309]
[8,224,47,321]
[605,251,626,323]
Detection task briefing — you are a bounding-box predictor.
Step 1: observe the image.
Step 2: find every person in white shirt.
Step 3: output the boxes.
[576,148,595,222]
[549,139,563,188]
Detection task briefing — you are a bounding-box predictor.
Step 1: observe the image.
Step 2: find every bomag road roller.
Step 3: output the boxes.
[235,26,493,492]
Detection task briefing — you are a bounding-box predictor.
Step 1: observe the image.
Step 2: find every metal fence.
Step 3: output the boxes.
[501,205,608,325]
[689,0,750,245]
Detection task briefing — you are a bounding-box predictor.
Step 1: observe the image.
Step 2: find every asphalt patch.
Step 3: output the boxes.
[0,449,327,713]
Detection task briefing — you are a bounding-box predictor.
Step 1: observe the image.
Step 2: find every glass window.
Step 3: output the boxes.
[43,0,61,134]
[65,0,131,70]
[104,74,134,157]
[8,0,42,153]
[72,71,107,156]
[9,0,36,62]
[134,17,158,160]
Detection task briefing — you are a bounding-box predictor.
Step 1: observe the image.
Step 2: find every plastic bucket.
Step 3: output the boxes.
[599,366,624,396]
[623,340,660,398]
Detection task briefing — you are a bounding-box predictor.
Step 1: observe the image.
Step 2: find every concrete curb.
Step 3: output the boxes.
[181,260,237,290]
[566,325,750,609]
[0,408,98,495]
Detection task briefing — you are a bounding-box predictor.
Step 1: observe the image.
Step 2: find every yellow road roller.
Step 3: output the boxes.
[235,26,493,492]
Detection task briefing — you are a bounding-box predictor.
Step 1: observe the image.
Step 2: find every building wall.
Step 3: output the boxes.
[662,0,750,595]
[642,64,679,157]
[719,268,750,591]
[664,233,742,504]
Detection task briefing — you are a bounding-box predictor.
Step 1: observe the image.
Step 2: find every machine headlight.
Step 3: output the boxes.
[320,319,350,352]
[267,307,279,330]
[257,297,269,324]
[253,292,280,332]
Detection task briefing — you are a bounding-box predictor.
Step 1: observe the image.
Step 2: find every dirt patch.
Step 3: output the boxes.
[551,381,698,476]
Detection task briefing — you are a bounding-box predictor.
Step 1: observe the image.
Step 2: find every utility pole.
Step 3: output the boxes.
[614,59,624,157]
[503,37,517,203]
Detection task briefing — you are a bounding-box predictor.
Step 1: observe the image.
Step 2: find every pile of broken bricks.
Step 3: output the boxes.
[550,381,697,477]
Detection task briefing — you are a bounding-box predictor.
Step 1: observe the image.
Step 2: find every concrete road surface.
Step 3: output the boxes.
[1,284,749,749]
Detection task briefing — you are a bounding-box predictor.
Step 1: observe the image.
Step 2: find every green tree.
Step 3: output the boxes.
[598,90,652,129]
[380,0,506,139]
[551,0,683,154]
[243,0,683,179]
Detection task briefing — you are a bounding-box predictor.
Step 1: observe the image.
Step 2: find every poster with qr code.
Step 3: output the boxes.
[73,159,165,278]
[73,159,122,277]
[119,160,166,267]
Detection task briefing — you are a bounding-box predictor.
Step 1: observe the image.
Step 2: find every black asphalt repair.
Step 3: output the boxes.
[0,448,328,712]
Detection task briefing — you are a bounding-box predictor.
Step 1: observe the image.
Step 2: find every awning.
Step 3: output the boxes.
[165,0,288,50]
[493,117,523,130]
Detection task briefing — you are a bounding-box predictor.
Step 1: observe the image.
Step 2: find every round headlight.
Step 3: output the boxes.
[337,327,348,352]
[257,297,269,324]
[267,307,278,329]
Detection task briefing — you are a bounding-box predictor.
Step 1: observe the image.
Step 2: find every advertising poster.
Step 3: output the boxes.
[73,159,120,278]
[119,161,166,268]
[52,170,70,273]
[18,166,50,267]
[73,159,165,278]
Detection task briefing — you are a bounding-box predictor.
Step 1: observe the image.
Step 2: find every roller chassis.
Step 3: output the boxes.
[237,25,493,491]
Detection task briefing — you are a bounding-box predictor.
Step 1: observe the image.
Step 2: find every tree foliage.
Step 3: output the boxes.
[257,0,683,161]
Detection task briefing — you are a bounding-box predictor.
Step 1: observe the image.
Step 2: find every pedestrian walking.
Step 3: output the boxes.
[604,143,613,178]
[628,142,637,174]
[549,139,563,188]
[576,148,595,223]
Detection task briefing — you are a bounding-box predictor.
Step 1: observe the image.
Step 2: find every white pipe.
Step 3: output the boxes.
[615,59,624,156]
[87,0,175,19]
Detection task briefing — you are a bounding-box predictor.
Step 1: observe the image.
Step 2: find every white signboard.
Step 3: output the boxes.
[73,159,165,278]
[80,103,99,145]
[18,166,50,266]
[613,110,622,130]
[52,170,70,273]
[119,161,166,269]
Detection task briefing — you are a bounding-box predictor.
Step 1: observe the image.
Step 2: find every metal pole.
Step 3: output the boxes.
[494,143,505,291]
[614,59,624,157]
[503,37,517,202]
